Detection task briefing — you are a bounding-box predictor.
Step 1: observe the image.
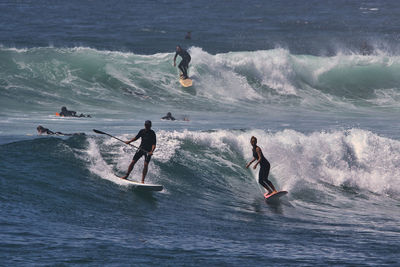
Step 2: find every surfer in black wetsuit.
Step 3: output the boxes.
[36,125,85,136]
[58,106,91,118]
[59,106,77,117]
[173,45,191,79]
[161,112,176,121]
[120,120,157,183]
[37,125,56,135]
[246,136,277,195]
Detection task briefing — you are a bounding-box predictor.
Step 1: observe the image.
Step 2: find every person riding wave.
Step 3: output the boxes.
[120,120,157,183]
[246,136,277,196]
[173,45,191,79]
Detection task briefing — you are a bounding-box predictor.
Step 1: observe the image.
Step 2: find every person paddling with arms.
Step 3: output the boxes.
[120,120,156,183]
[246,136,277,196]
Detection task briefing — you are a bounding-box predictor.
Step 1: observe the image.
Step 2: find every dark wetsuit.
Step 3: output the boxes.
[253,146,271,189]
[175,49,191,78]
[60,109,77,117]
[132,129,156,163]
[162,114,176,121]
[37,126,85,136]
[37,126,55,135]
[59,107,90,117]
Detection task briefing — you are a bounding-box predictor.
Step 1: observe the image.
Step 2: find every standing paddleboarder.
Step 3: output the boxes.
[120,120,156,183]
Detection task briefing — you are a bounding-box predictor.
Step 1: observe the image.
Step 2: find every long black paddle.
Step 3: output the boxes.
[93,129,148,153]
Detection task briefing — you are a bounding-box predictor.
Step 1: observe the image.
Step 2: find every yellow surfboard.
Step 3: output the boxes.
[179,77,193,87]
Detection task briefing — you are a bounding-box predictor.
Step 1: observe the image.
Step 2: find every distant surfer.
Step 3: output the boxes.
[37,125,57,135]
[161,112,176,121]
[246,136,277,196]
[120,120,156,183]
[57,106,91,118]
[36,125,84,136]
[185,31,192,40]
[59,106,77,117]
[173,45,191,79]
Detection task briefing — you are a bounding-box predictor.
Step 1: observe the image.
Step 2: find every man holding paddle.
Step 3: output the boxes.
[120,120,156,183]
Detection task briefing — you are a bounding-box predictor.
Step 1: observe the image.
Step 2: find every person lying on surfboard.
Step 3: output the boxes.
[173,45,191,79]
[246,136,277,196]
[37,125,57,135]
[57,106,91,118]
[36,125,85,136]
[120,120,156,183]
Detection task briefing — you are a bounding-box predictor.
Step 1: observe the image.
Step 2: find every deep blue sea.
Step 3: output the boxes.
[1,0,400,265]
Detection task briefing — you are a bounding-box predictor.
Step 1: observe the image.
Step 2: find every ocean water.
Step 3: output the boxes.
[1,0,400,266]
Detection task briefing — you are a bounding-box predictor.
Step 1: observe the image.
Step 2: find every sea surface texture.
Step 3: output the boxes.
[1,0,400,265]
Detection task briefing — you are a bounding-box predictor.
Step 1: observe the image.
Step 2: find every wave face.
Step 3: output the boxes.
[1,129,400,265]
[2,47,400,118]
[84,128,400,198]
[5,128,400,212]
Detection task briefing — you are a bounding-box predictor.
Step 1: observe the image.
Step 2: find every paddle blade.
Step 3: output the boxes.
[93,129,106,135]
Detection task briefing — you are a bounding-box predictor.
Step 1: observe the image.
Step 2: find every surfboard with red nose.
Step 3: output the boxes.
[264,191,288,202]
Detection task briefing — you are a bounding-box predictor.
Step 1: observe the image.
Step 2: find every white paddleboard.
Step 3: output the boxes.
[120,178,163,192]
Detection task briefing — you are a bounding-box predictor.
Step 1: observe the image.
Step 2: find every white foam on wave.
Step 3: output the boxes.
[154,130,182,163]
[220,48,298,95]
[3,45,400,115]
[368,88,400,107]
[84,138,131,186]
[188,47,263,101]
[0,46,29,53]
[80,128,400,198]
[155,128,400,197]
[242,129,400,196]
